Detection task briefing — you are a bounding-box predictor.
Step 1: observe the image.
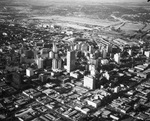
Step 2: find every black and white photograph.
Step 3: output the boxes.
[0,0,150,121]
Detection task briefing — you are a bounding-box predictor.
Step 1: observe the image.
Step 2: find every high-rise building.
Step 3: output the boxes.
[89,45,94,54]
[66,50,76,72]
[49,51,54,59]
[37,58,44,69]
[52,59,58,70]
[58,59,63,69]
[102,48,107,58]
[107,44,112,53]
[33,50,38,59]
[12,72,24,89]
[43,58,52,69]
[114,53,120,63]
[52,43,57,53]
[83,75,95,90]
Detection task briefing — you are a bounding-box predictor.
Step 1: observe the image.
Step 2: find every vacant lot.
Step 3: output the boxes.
[33,15,121,27]
[120,22,144,31]
[56,22,92,30]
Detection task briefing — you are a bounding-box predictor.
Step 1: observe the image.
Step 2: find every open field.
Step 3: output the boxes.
[0,0,150,37]
[120,22,144,31]
[33,15,121,27]
[56,22,92,30]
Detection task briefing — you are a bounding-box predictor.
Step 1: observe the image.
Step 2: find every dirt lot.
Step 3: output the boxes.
[33,15,120,27]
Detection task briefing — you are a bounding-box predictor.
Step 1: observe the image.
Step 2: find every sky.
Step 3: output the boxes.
[10,0,148,6]
[13,0,147,3]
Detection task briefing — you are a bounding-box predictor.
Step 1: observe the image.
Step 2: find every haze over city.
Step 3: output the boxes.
[9,0,149,5]
[12,0,147,3]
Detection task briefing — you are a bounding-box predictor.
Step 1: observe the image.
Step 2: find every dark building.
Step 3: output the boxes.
[43,58,52,69]
[12,72,24,89]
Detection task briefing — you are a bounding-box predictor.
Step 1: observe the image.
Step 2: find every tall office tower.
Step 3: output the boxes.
[83,75,95,90]
[43,58,52,69]
[108,44,112,53]
[58,59,63,69]
[78,42,82,50]
[37,58,44,69]
[105,44,112,53]
[70,44,74,51]
[12,72,24,89]
[89,45,94,54]
[52,43,57,53]
[114,53,120,63]
[49,51,54,59]
[95,50,100,59]
[52,59,58,70]
[102,48,107,58]
[66,50,76,72]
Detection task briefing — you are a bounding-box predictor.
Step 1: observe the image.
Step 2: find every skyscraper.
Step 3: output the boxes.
[52,43,57,53]
[49,51,54,59]
[114,53,120,63]
[37,58,44,69]
[52,59,58,70]
[58,59,63,69]
[102,48,107,58]
[66,50,76,72]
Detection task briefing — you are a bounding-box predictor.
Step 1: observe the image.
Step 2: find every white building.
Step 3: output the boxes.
[70,72,79,79]
[128,49,132,56]
[26,68,34,77]
[49,51,54,59]
[144,51,150,58]
[114,53,120,63]
[101,59,109,65]
[83,75,95,90]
